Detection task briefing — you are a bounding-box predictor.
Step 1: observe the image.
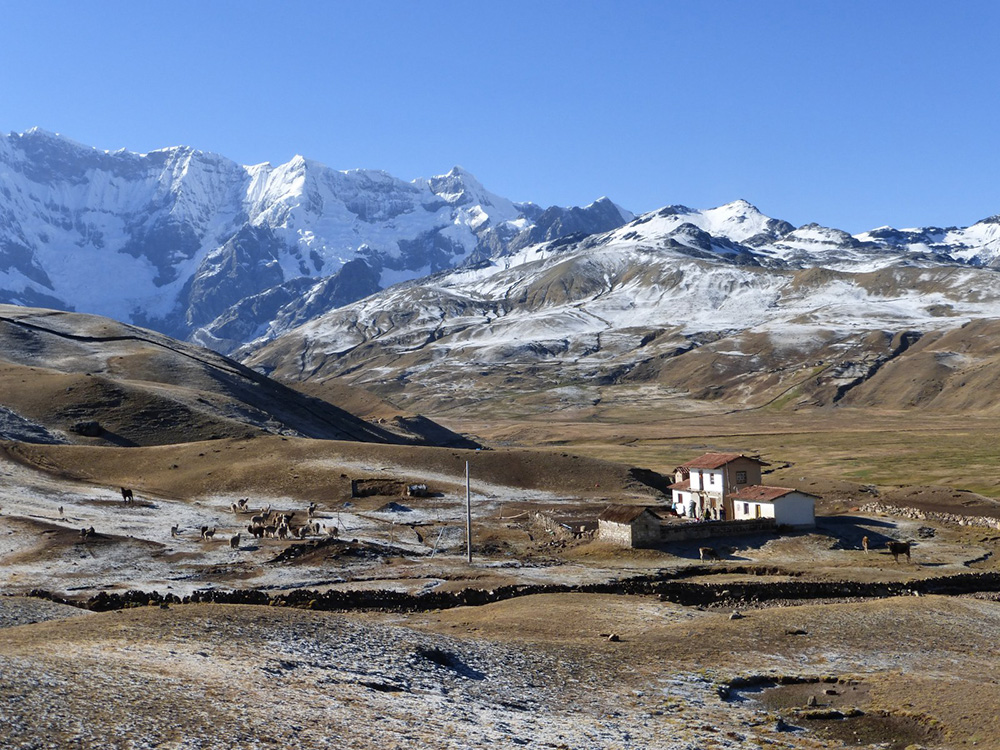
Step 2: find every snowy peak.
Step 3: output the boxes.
[0,129,628,351]
[425,166,521,227]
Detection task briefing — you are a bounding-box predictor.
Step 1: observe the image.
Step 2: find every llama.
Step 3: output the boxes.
[170,524,180,537]
[121,487,134,504]
[699,546,721,561]
[862,535,869,554]
[229,533,241,550]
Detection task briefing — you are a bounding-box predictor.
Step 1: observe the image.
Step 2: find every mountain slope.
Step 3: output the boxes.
[0,304,476,447]
[240,214,1000,415]
[0,129,631,351]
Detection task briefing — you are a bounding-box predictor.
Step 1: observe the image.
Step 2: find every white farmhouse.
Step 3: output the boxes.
[729,486,817,528]
[669,452,766,520]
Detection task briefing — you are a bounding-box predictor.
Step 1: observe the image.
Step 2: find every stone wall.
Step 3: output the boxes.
[660,518,776,542]
[599,520,635,547]
[860,502,1000,530]
[27,569,1000,615]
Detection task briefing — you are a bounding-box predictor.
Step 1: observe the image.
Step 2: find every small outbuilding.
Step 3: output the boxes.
[728,486,817,528]
[598,505,662,548]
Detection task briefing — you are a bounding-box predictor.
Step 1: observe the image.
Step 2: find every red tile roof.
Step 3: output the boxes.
[679,452,767,470]
[668,478,691,491]
[728,485,819,503]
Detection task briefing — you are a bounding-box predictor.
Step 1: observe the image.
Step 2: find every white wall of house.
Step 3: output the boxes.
[773,494,816,527]
[672,489,694,515]
[687,470,725,505]
[732,494,815,527]
[690,470,703,492]
[733,500,772,521]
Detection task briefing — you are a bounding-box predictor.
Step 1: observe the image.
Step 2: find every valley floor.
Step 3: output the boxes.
[0,593,996,749]
[3,409,1000,749]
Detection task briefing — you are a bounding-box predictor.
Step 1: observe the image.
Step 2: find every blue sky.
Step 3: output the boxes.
[1,0,998,233]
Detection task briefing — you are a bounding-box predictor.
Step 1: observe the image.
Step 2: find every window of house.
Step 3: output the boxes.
[743,503,750,515]
[736,471,747,484]
[709,473,716,485]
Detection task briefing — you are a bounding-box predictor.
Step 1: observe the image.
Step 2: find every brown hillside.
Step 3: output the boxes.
[0,305,469,447]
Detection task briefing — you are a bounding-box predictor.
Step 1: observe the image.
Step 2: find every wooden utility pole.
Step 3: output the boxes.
[466,460,473,564]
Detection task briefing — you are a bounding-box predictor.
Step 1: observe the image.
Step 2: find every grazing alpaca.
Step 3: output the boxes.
[201,526,216,540]
[230,502,241,514]
[229,533,241,549]
[862,535,869,554]
[237,498,249,511]
[170,524,179,537]
[887,540,911,563]
[121,487,134,504]
[699,546,721,561]
[247,524,265,538]
[307,502,317,518]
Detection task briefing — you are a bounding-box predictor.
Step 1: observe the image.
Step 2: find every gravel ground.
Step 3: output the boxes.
[0,603,814,750]
[0,596,89,629]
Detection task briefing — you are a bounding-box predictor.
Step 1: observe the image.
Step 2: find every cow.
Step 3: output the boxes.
[886,540,911,563]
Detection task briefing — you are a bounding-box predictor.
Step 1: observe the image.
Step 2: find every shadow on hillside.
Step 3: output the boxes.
[94,429,139,448]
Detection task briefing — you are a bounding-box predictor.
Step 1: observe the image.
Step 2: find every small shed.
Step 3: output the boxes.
[598,505,662,548]
[728,486,817,528]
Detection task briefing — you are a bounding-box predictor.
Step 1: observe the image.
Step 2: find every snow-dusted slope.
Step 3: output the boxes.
[242,210,1000,413]
[857,216,1000,266]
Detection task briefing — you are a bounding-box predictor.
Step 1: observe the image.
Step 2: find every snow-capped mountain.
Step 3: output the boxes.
[5,124,1000,415]
[242,201,1000,415]
[0,128,632,350]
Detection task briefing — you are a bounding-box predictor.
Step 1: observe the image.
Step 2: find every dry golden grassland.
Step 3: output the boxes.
[450,404,1000,501]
